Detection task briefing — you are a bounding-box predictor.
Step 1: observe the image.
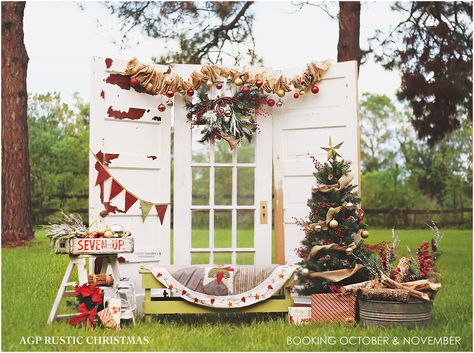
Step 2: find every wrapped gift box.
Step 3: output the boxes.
[288,306,312,325]
[311,292,356,324]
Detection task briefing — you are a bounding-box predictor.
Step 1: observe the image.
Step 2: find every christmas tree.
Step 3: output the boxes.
[296,137,370,294]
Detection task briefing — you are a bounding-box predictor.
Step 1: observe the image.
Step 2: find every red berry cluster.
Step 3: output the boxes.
[318,202,335,208]
[390,267,401,280]
[416,241,434,279]
[308,154,323,170]
[327,285,341,293]
[335,227,345,241]
[295,246,308,259]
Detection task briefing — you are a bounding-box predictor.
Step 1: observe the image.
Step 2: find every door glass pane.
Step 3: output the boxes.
[214,210,232,248]
[237,210,254,248]
[214,139,233,163]
[192,126,209,163]
[192,210,209,248]
[192,167,209,205]
[192,252,210,264]
[214,252,232,265]
[236,252,254,265]
[237,168,254,205]
[215,167,232,205]
[237,139,255,163]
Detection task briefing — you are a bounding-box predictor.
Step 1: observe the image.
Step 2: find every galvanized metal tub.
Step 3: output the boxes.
[358,298,432,327]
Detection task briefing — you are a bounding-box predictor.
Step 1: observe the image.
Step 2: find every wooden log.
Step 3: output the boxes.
[395,257,411,282]
[381,274,430,301]
[341,280,373,293]
[358,288,411,303]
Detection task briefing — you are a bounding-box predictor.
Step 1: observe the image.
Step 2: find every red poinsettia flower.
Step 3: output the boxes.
[91,291,103,305]
[75,284,92,298]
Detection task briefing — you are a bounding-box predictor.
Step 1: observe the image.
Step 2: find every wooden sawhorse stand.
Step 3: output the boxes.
[47,254,121,324]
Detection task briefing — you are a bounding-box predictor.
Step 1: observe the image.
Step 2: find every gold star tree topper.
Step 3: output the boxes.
[321,137,344,160]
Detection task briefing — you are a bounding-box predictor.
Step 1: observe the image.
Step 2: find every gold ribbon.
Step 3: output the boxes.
[308,263,364,282]
[307,242,356,261]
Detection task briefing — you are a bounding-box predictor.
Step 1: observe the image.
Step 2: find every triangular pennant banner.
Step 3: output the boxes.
[95,164,110,186]
[155,204,168,225]
[140,200,153,222]
[124,192,137,212]
[109,179,123,201]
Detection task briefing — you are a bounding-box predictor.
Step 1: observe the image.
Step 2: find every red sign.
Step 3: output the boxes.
[67,238,134,255]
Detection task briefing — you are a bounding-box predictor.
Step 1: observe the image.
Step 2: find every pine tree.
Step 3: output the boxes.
[296,138,370,294]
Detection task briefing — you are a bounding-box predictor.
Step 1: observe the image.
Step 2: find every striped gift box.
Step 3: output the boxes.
[311,293,356,324]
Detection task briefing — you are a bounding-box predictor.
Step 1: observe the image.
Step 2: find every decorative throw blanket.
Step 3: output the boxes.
[147,265,297,308]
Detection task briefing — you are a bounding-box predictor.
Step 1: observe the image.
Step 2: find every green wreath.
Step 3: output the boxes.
[185,87,268,148]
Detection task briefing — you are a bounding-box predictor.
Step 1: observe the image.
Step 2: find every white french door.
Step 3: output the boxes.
[173,68,272,265]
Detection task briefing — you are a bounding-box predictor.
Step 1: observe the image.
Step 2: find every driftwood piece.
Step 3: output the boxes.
[358,287,411,303]
[381,274,430,301]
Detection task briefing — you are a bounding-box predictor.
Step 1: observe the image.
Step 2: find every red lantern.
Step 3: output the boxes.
[158,103,166,112]
[311,85,319,94]
[216,82,223,90]
[293,92,300,99]
[166,90,174,98]
[242,86,250,94]
[130,77,139,87]
[186,89,194,97]
[267,98,275,107]
[255,80,263,88]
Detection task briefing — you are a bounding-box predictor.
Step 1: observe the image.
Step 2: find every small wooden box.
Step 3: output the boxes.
[56,238,134,255]
[311,292,356,324]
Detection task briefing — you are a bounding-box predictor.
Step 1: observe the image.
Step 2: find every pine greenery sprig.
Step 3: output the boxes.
[185,86,268,145]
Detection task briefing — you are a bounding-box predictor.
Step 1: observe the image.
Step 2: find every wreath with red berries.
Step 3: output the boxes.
[185,86,268,148]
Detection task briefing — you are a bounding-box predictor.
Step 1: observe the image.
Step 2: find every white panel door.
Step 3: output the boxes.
[173,65,272,265]
[89,57,171,286]
[272,60,360,265]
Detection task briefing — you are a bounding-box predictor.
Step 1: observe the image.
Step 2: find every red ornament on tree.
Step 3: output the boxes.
[267,98,275,107]
[293,92,300,99]
[255,79,263,88]
[216,82,223,90]
[186,89,194,97]
[241,86,250,94]
[130,77,139,87]
[158,103,166,112]
[311,85,320,94]
[166,90,174,98]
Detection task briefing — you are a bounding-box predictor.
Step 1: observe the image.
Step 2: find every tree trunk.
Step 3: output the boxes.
[1,2,33,246]
[337,1,361,69]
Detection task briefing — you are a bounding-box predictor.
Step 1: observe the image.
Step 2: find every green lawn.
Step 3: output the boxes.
[2,228,472,351]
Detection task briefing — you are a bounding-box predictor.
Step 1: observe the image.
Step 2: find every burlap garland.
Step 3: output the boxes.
[308,263,364,282]
[314,172,354,193]
[307,242,356,261]
[124,58,330,96]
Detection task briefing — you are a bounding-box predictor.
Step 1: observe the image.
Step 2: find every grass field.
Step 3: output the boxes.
[2,228,472,352]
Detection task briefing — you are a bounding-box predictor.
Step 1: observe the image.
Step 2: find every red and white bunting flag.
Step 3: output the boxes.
[124,192,137,212]
[95,164,110,186]
[155,204,168,224]
[109,179,123,201]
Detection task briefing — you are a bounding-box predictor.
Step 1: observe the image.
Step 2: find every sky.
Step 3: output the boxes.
[24,1,405,105]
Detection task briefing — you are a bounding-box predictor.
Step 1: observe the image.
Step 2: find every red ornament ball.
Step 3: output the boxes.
[130,77,139,87]
[311,85,320,94]
[158,103,166,112]
[255,79,263,88]
[186,89,194,97]
[293,92,300,99]
[166,90,174,98]
[216,82,223,90]
[267,98,275,107]
[241,86,250,94]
